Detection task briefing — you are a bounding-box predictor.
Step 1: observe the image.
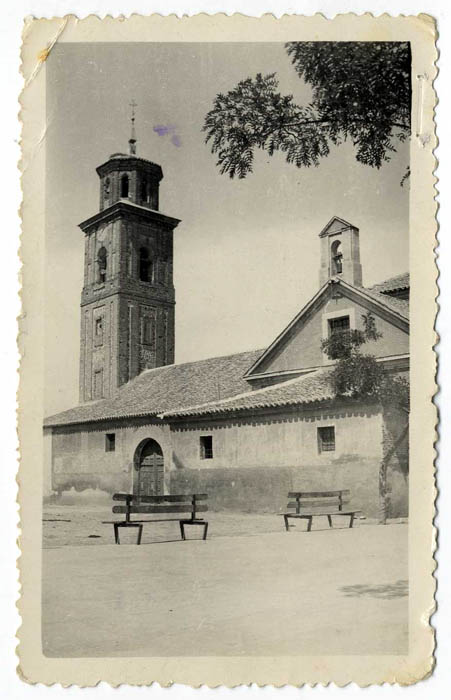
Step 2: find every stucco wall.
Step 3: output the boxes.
[48,403,408,519]
[169,405,385,517]
[50,419,171,496]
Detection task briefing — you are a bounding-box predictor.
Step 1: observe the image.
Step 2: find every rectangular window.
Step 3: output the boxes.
[142,317,154,345]
[200,435,213,460]
[93,369,103,399]
[318,426,335,453]
[327,316,350,360]
[105,433,116,452]
[94,316,104,346]
[328,315,350,336]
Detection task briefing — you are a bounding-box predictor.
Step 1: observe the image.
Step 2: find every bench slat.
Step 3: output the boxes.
[288,490,350,498]
[113,504,208,515]
[287,499,350,509]
[112,493,207,502]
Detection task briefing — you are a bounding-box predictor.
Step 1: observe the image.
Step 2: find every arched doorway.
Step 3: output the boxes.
[134,438,164,498]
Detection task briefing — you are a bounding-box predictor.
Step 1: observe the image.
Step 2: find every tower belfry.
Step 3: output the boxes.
[78,119,181,403]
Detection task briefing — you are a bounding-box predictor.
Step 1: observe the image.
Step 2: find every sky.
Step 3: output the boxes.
[45,42,409,415]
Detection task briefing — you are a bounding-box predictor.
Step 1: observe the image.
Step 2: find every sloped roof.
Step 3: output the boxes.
[369,272,409,295]
[356,285,409,318]
[160,369,334,419]
[44,348,264,428]
[318,216,355,237]
[244,277,409,379]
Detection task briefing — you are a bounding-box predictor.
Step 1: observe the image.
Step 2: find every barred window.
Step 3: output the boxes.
[328,316,350,335]
[318,426,335,453]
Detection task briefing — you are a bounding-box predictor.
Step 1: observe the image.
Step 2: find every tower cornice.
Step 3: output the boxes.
[79,200,181,233]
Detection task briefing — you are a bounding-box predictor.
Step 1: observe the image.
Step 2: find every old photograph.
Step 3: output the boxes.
[18,14,437,687]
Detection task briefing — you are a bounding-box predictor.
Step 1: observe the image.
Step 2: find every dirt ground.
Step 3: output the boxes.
[42,508,408,658]
[43,503,401,548]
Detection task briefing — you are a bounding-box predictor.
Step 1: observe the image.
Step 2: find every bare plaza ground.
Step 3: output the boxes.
[42,507,408,658]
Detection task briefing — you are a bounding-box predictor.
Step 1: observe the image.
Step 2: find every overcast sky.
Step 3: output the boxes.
[45,42,409,415]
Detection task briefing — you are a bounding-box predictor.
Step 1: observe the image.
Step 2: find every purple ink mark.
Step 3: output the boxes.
[153,124,181,147]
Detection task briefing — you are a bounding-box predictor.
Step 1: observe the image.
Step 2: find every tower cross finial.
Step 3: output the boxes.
[129,99,137,155]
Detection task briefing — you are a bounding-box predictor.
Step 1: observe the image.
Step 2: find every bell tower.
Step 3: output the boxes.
[78,105,181,402]
[318,216,362,288]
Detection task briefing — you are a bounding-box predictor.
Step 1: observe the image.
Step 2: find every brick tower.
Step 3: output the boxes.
[78,105,180,402]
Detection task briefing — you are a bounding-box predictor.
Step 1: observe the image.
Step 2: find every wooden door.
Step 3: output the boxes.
[138,454,164,497]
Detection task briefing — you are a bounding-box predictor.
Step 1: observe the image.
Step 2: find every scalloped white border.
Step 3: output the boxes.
[7,2,448,696]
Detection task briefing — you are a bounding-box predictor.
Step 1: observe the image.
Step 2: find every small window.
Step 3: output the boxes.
[97,247,107,284]
[328,316,350,336]
[327,316,350,359]
[105,433,116,452]
[103,177,110,204]
[318,426,335,453]
[93,369,103,399]
[140,177,149,203]
[200,435,213,460]
[120,173,129,198]
[142,317,154,345]
[139,247,152,282]
[94,316,103,345]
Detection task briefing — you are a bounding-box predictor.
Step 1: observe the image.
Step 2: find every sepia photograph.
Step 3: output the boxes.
[17,13,437,687]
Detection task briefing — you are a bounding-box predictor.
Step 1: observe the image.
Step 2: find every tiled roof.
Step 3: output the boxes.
[160,369,334,419]
[369,273,409,295]
[44,348,264,428]
[360,286,409,318]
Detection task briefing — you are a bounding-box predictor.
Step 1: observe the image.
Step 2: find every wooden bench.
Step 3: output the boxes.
[280,490,361,532]
[104,493,209,544]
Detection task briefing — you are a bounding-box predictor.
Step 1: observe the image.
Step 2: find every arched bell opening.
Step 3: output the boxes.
[331,239,343,275]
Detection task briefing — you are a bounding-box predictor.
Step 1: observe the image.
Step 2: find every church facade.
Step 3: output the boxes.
[44,143,410,519]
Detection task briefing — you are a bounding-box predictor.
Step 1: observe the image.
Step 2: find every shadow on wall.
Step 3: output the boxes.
[169,464,383,516]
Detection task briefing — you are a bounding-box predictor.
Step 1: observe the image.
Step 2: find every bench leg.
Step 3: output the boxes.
[327,514,333,528]
[203,522,209,541]
[307,516,313,532]
[349,513,355,529]
[283,515,290,532]
[137,524,143,545]
[114,523,120,544]
[180,521,186,540]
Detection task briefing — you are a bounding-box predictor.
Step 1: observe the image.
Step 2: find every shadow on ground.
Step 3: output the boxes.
[339,579,408,599]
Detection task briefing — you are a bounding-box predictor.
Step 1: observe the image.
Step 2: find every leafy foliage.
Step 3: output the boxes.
[203,42,411,178]
[323,313,409,408]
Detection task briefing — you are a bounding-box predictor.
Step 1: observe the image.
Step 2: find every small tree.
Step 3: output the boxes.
[321,312,409,406]
[322,313,409,523]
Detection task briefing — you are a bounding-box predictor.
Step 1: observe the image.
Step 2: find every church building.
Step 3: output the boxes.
[44,134,410,519]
